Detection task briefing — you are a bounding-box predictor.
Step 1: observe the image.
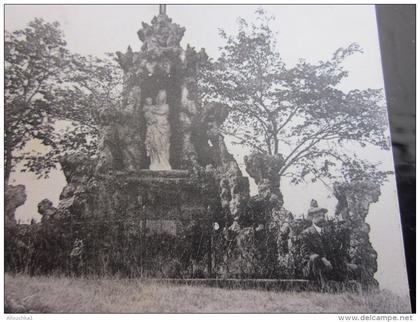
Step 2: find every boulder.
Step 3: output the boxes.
[5,185,26,227]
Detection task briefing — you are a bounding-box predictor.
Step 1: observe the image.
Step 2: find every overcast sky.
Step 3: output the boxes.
[5,4,410,297]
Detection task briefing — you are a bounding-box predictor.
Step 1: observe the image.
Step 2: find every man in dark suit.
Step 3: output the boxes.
[300,199,333,285]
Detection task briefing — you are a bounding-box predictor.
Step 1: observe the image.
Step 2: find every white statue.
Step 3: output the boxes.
[143,90,172,171]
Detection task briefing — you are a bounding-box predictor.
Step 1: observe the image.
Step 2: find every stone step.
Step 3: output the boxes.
[137,169,190,177]
[112,169,190,178]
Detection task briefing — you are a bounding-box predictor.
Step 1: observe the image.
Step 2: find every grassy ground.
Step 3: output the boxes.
[5,273,411,313]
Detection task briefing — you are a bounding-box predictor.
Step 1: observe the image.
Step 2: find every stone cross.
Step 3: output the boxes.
[159,4,166,15]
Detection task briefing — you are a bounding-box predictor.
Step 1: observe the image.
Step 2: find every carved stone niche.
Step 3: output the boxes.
[108,13,192,172]
[90,11,250,221]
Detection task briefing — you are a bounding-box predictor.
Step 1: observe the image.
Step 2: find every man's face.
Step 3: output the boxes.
[312,212,327,227]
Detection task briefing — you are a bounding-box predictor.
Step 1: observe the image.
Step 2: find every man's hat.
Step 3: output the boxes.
[307,199,328,218]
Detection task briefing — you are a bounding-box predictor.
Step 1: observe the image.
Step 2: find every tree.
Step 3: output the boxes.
[30,54,123,175]
[5,19,122,181]
[205,9,390,189]
[5,18,71,183]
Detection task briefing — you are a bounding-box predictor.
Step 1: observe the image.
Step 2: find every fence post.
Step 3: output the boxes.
[142,203,147,277]
[207,205,213,278]
[137,195,144,278]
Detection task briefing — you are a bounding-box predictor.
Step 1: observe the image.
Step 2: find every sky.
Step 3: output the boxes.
[5,4,410,297]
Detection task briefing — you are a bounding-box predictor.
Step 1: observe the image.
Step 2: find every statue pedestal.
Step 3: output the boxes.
[57,168,219,277]
[95,169,215,221]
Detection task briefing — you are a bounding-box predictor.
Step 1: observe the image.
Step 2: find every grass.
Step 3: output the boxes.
[4,273,411,313]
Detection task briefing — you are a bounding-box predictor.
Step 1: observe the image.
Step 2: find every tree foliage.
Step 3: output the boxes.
[5,19,122,181]
[37,54,123,172]
[204,9,391,186]
[5,18,71,182]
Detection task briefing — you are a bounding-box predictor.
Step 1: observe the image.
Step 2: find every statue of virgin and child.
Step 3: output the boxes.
[143,89,172,171]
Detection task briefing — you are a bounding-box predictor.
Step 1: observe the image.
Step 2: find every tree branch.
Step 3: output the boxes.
[275,105,300,134]
[280,137,322,177]
[226,132,267,154]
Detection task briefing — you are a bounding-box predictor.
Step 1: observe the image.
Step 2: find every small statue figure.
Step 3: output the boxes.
[224,216,241,242]
[143,90,172,170]
[279,211,295,254]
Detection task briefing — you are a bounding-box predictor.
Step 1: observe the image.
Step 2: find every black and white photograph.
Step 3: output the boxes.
[3,3,414,315]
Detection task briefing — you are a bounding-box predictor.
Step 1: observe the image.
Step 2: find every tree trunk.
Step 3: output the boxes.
[273,136,279,155]
[272,122,279,155]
